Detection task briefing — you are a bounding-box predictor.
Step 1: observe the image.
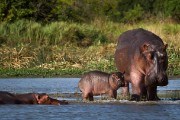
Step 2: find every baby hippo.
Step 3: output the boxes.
[78,70,125,101]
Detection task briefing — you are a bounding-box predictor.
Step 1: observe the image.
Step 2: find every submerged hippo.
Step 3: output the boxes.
[36,93,68,105]
[78,70,125,101]
[0,91,68,105]
[115,28,168,101]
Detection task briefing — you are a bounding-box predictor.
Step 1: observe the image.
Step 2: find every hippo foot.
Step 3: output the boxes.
[60,100,69,105]
[148,96,160,101]
[155,96,160,101]
[130,94,140,101]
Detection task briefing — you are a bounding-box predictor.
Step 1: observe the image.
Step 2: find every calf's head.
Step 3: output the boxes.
[109,71,126,89]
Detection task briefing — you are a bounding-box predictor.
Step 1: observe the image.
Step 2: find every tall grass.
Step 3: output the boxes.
[0,19,179,77]
[0,20,108,47]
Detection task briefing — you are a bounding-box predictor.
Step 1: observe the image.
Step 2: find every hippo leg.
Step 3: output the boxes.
[130,73,143,101]
[131,85,147,101]
[141,85,148,100]
[82,92,88,100]
[113,91,117,99]
[109,90,117,99]
[147,86,160,101]
[88,94,94,101]
[121,82,129,97]
[82,92,94,101]
[131,85,141,101]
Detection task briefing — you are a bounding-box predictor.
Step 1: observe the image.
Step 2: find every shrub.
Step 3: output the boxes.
[0,20,108,47]
[122,4,144,23]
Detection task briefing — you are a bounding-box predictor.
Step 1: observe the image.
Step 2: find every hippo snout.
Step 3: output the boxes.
[118,79,126,87]
[157,73,168,86]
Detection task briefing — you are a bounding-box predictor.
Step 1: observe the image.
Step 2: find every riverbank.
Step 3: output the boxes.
[0,20,180,78]
[0,68,179,79]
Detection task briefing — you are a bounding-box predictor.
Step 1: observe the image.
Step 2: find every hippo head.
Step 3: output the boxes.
[35,93,55,104]
[110,71,126,89]
[140,43,168,87]
[35,93,49,104]
[36,93,68,105]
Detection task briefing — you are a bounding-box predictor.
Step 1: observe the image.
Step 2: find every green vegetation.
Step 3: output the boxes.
[0,20,179,77]
[0,0,179,78]
[0,0,179,23]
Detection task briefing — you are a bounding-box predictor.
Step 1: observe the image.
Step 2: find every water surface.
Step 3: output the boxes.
[0,78,180,120]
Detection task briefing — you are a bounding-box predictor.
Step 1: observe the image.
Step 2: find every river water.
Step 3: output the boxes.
[0,78,180,120]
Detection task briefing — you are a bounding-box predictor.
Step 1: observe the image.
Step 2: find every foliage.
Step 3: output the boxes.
[0,20,108,47]
[0,0,179,77]
[0,0,179,23]
[0,20,180,77]
[0,0,57,22]
[0,68,83,77]
[153,0,180,21]
[122,4,144,23]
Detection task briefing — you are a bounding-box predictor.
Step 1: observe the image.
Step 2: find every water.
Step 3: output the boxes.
[0,78,179,93]
[0,78,79,93]
[0,104,179,120]
[0,78,180,120]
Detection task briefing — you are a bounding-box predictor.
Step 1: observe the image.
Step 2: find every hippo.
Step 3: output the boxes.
[78,70,125,101]
[0,91,68,105]
[37,93,68,105]
[0,91,21,104]
[14,93,41,104]
[114,28,168,101]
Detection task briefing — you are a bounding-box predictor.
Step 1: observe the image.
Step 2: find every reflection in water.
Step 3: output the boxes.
[0,78,180,120]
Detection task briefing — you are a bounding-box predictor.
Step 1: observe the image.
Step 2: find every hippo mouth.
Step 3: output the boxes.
[119,83,125,87]
[145,74,168,87]
[117,80,126,87]
[156,75,168,86]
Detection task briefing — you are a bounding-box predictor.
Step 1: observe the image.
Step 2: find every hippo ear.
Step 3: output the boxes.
[111,73,116,78]
[162,44,168,50]
[140,44,151,53]
[111,73,117,80]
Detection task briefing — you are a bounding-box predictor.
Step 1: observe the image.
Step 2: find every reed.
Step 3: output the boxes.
[0,19,179,77]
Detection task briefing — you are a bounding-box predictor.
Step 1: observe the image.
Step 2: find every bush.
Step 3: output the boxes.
[0,0,179,23]
[153,0,180,22]
[0,20,108,47]
[122,4,144,23]
[0,0,57,22]
[60,24,108,47]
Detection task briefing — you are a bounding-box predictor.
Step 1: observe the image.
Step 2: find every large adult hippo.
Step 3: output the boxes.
[114,28,168,101]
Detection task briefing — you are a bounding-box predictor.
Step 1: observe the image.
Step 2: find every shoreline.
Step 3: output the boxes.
[0,74,179,79]
[0,68,179,79]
